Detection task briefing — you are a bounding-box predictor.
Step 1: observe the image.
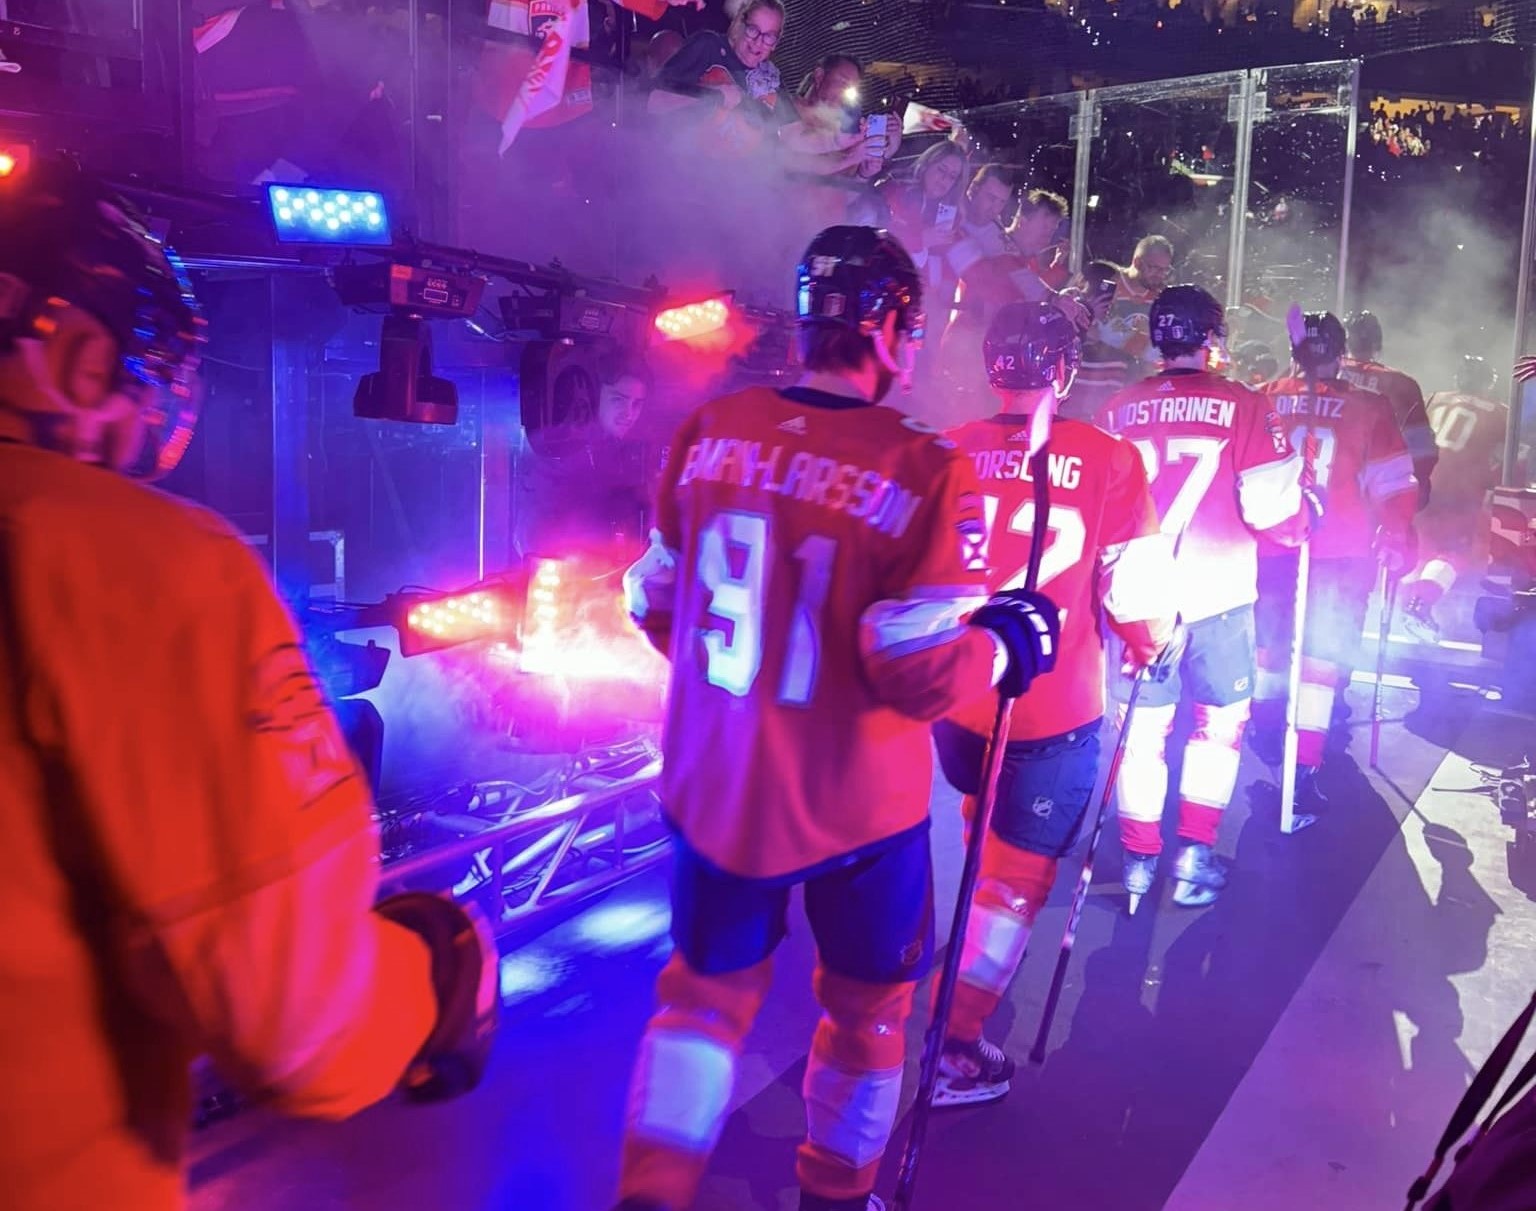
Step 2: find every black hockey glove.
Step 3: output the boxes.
[969,589,1060,699]
[1146,621,1187,684]
[375,892,500,1103]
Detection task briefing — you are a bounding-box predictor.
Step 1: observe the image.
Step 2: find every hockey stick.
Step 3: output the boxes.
[1028,666,1148,1065]
[1279,534,1314,834]
[891,441,1052,1211]
[1369,563,1397,771]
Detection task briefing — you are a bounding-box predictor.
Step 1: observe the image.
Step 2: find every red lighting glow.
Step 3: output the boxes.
[402,586,515,656]
[0,144,31,180]
[515,557,668,690]
[654,295,731,341]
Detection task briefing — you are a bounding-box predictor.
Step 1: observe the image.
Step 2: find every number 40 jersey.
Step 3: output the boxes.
[626,386,1001,881]
[1099,368,1310,623]
[946,415,1177,741]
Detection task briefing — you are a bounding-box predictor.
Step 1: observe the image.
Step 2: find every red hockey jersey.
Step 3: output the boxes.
[1263,376,1418,558]
[1340,356,1437,507]
[626,386,1000,880]
[1425,390,1508,506]
[946,415,1177,740]
[1099,369,1308,622]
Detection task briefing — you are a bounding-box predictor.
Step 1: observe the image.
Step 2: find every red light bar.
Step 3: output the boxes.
[655,295,731,342]
[399,582,520,657]
[0,144,32,181]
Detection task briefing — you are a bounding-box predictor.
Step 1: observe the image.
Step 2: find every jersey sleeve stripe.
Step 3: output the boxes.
[623,532,680,622]
[1100,532,1177,624]
[860,593,990,659]
[1361,452,1418,504]
[1236,449,1304,532]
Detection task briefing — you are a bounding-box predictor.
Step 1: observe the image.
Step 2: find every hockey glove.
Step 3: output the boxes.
[1374,524,1417,579]
[1145,621,1188,684]
[375,892,500,1103]
[970,589,1060,699]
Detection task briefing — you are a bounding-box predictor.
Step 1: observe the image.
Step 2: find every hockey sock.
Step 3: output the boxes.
[948,836,1057,1044]
[797,968,914,1202]
[1116,701,1176,856]
[1175,699,1249,846]
[1295,657,1339,769]
[618,954,772,1209]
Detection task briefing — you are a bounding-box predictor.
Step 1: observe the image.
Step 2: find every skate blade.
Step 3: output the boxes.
[1282,812,1319,835]
[1127,891,1145,915]
[932,1077,1010,1108]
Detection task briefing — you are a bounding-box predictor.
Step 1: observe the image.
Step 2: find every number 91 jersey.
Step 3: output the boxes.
[1100,369,1309,622]
[626,386,999,881]
[945,416,1177,741]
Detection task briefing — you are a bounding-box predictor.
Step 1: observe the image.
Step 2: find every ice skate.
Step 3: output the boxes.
[1401,592,1441,645]
[931,1035,1015,1107]
[1172,841,1228,908]
[1124,852,1158,915]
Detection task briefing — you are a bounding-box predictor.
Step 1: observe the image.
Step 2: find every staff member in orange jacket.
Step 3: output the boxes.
[0,160,497,1211]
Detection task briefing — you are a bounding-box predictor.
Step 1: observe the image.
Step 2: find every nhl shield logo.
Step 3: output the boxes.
[1032,796,1054,819]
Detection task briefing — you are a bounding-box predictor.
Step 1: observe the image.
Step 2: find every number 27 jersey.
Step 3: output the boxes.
[626,386,999,881]
[1099,369,1308,623]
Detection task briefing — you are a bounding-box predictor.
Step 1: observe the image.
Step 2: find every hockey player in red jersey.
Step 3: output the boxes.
[1401,355,1510,640]
[1098,285,1309,909]
[0,161,498,1211]
[1253,312,1418,799]
[615,227,1061,1211]
[930,301,1179,1104]
[1340,311,1437,510]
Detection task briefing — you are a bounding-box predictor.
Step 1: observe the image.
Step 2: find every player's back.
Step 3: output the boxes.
[1426,389,1508,501]
[1264,375,1416,559]
[649,385,993,880]
[1100,368,1304,622]
[946,415,1170,739]
[1340,356,1436,504]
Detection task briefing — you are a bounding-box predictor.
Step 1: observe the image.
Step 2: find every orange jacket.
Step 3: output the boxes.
[0,436,435,1210]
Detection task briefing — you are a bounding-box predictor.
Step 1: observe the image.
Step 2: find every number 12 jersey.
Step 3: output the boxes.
[626,386,1000,881]
[945,415,1176,741]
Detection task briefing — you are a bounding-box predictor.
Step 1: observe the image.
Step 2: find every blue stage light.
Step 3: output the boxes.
[265,183,392,246]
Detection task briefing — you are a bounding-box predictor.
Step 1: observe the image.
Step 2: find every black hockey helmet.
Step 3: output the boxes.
[984,301,1081,391]
[1291,311,1347,372]
[796,225,924,343]
[1346,310,1383,358]
[1457,354,1496,395]
[0,157,205,476]
[1149,284,1225,354]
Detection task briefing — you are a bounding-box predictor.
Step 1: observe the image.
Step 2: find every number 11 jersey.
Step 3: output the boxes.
[1099,368,1308,623]
[626,385,1000,881]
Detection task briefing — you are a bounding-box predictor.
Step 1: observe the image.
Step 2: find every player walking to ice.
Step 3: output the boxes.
[613,226,1059,1211]
[929,301,1179,1105]
[1098,286,1309,910]
[1252,313,1418,803]
[1401,355,1510,641]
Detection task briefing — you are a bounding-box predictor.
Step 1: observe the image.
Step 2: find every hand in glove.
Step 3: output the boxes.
[375,892,500,1102]
[969,588,1060,699]
[1374,524,1417,578]
[1144,621,1187,683]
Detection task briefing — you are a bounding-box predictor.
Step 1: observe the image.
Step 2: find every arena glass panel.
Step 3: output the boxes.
[1229,60,1360,372]
[1081,70,1248,307]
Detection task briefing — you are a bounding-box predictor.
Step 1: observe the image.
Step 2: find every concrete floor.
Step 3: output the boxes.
[187,647,1536,1211]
